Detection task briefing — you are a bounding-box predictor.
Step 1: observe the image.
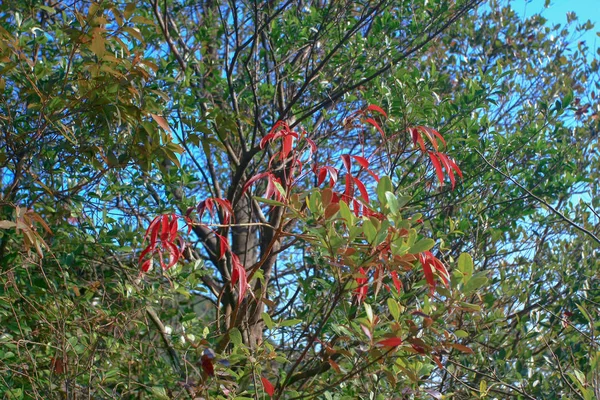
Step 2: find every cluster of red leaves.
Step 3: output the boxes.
[354,267,368,303]
[242,172,285,202]
[344,104,388,139]
[260,120,316,162]
[246,120,319,204]
[191,198,248,306]
[138,199,250,306]
[140,106,460,326]
[138,213,185,273]
[314,153,384,221]
[196,197,233,225]
[419,251,450,295]
[409,126,463,189]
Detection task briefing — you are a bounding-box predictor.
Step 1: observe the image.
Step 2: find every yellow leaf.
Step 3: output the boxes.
[151,114,171,133]
[122,27,142,42]
[90,28,106,58]
[124,3,136,19]
[0,220,16,229]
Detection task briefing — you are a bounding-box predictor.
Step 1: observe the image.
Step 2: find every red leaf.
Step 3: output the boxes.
[261,121,299,160]
[50,357,65,375]
[419,251,449,294]
[365,117,385,139]
[231,254,247,305]
[411,343,426,354]
[419,252,436,295]
[158,250,166,270]
[242,172,270,195]
[201,354,214,376]
[341,154,351,172]
[427,152,445,187]
[445,155,463,178]
[448,343,474,354]
[418,126,439,151]
[410,127,426,152]
[282,135,294,159]
[305,137,317,155]
[169,214,178,241]
[436,152,456,189]
[366,104,387,117]
[428,127,447,148]
[204,198,215,219]
[352,199,361,217]
[138,245,153,264]
[317,167,327,186]
[430,254,450,287]
[344,175,355,200]
[144,216,160,240]
[160,214,169,243]
[325,166,339,186]
[261,376,275,397]
[351,155,370,169]
[377,337,402,347]
[328,358,341,373]
[260,134,273,149]
[215,232,229,259]
[360,324,372,340]
[163,241,181,270]
[140,258,153,273]
[214,198,234,224]
[147,217,161,250]
[390,271,403,293]
[265,174,284,201]
[354,267,368,303]
[354,177,369,204]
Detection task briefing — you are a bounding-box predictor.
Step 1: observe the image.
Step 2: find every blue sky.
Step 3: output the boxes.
[518,0,599,47]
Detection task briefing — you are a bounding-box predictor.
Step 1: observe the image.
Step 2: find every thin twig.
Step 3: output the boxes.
[474,149,600,246]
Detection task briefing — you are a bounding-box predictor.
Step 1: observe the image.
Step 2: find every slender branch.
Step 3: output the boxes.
[146,306,182,377]
[445,358,536,400]
[292,0,482,127]
[475,149,600,246]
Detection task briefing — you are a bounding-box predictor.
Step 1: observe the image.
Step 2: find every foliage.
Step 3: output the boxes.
[0,0,598,399]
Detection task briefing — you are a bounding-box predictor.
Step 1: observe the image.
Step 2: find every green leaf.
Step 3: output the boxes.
[455,330,469,338]
[339,200,354,225]
[364,303,374,324]
[377,176,393,205]
[385,192,399,214]
[408,238,435,254]
[150,387,170,400]
[459,302,481,311]
[38,5,56,15]
[280,318,302,327]
[254,196,286,207]
[363,218,377,243]
[479,380,487,397]
[273,181,286,198]
[576,304,592,324]
[463,273,488,293]
[262,312,275,329]
[229,328,242,346]
[457,253,474,283]
[387,298,400,321]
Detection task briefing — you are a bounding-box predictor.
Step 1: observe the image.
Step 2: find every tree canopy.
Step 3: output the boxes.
[0,0,598,399]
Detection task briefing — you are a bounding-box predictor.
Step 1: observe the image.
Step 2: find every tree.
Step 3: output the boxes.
[0,0,598,399]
